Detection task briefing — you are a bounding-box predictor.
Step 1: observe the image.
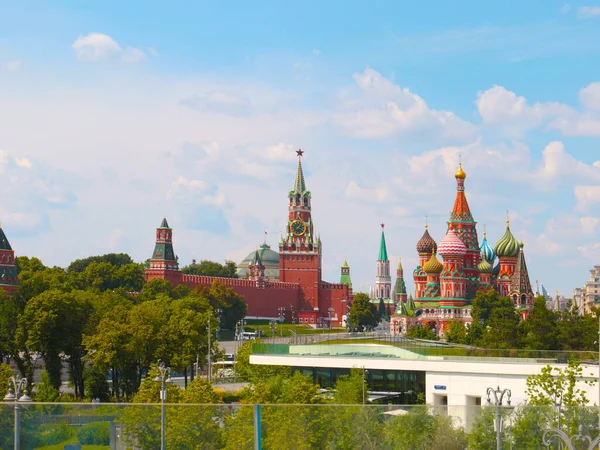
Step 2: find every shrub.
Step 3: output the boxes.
[77,421,110,445]
[34,422,73,447]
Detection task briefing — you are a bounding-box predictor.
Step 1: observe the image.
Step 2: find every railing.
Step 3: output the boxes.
[1,403,600,449]
[252,334,599,363]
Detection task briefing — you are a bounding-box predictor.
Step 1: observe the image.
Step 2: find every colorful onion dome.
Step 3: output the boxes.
[455,163,467,180]
[416,228,437,254]
[438,226,467,257]
[479,233,496,263]
[477,258,493,274]
[423,252,443,274]
[494,222,520,258]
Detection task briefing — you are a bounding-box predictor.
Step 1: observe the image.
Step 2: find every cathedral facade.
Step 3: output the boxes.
[145,150,353,326]
[390,164,534,337]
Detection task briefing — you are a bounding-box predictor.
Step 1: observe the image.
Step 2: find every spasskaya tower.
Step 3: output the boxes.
[279,149,323,312]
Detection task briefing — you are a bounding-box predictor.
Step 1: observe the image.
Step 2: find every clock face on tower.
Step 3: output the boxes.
[290,220,307,236]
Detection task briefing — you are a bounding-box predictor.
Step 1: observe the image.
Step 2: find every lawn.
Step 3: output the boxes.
[219,323,347,339]
[35,438,108,450]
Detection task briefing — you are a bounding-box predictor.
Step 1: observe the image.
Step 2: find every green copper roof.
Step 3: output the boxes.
[407,295,416,311]
[159,217,170,229]
[0,228,12,251]
[292,157,307,195]
[342,258,349,268]
[378,230,388,261]
[340,273,352,288]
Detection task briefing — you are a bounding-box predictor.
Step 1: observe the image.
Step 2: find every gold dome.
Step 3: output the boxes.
[423,252,443,274]
[455,163,467,180]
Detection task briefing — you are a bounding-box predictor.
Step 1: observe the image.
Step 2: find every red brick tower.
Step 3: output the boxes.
[279,149,322,313]
[0,226,18,295]
[450,163,481,299]
[145,217,182,286]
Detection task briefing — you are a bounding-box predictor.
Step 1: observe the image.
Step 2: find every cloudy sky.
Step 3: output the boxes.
[1,1,600,297]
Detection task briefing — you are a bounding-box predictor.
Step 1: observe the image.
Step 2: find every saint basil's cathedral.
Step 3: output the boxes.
[388,164,534,336]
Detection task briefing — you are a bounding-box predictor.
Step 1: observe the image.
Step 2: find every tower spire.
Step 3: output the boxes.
[378,224,388,261]
[292,149,307,195]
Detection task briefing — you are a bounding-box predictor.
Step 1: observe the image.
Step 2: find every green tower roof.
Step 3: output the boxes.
[159,217,170,229]
[340,259,352,288]
[378,227,388,261]
[0,228,13,251]
[290,150,309,195]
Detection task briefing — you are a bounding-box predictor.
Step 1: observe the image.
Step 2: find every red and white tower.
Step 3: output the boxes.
[279,150,322,313]
[145,217,182,286]
[449,164,480,298]
[0,226,18,295]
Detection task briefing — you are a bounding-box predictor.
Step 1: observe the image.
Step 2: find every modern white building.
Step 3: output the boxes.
[250,339,600,429]
[573,265,600,314]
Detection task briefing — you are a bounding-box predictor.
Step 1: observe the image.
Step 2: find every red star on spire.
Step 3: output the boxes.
[296,149,304,157]
[381,223,385,230]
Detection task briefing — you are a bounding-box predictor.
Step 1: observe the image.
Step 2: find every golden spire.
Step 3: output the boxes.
[425,215,428,230]
[455,162,467,180]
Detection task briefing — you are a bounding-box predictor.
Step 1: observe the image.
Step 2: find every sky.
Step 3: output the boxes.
[1,1,600,297]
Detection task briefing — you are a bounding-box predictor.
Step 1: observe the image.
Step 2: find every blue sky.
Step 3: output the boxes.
[1,1,600,296]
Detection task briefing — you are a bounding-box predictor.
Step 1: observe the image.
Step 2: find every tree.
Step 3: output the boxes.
[332,369,364,404]
[348,293,378,331]
[557,304,597,351]
[234,340,290,382]
[472,292,524,349]
[526,360,596,407]
[67,253,134,273]
[445,320,468,344]
[196,281,247,329]
[17,290,92,395]
[0,290,19,363]
[182,260,238,278]
[377,298,385,319]
[523,296,558,350]
[406,324,439,341]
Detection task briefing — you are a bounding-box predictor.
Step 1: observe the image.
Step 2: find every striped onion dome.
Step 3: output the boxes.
[477,258,493,274]
[479,234,496,263]
[416,228,437,254]
[423,252,443,274]
[438,227,467,257]
[494,223,520,258]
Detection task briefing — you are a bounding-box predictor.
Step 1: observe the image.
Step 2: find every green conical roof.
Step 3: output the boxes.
[340,259,352,288]
[159,217,170,229]
[400,303,409,316]
[378,229,388,261]
[407,295,416,311]
[251,248,263,266]
[0,228,13,251]
[292,156,307,195]
[342,258,349,268]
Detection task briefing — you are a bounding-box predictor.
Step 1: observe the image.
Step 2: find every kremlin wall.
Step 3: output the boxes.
[0,151,535,336]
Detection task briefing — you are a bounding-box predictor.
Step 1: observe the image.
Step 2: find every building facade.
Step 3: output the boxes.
[573,266,600,314]
[145,150,352,326]
[0,227,19,295]
[390,164,534,336]
[369,225,396,314]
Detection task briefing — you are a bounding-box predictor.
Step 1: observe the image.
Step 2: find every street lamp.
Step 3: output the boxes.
[543,424,600,450]
[278,307,285,337]
[362,368,369,405]
[269,319,277,343]
[328,307,335,329]
[4,376,31,450]
[215,308,222,341]
[153,361,172,450]
[486,386,511,450]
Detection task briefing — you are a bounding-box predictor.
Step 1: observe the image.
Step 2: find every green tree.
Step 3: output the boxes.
[377,298,385,318]
[349,293,378,331]
[557,303,597,351]
[67,253,134,273]
[0,290,19,363]
[139,278,174,301]
[332,369,365,404]
[478,296,523,349]
[445,320,468,344]
[406,324,439,341]
[17,290,92,395]
[526,360,596,407]
[523,296,558,350]
[234,340,290,382]
[182,260,238,278]
[196,281,247,329]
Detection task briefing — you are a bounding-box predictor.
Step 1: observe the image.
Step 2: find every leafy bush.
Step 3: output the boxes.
[77,422,110,445]
[77,421,110,445]
[34,422,73,447]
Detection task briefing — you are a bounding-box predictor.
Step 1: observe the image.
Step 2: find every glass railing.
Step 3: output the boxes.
[2,403,600,449]
[252,337,599,363]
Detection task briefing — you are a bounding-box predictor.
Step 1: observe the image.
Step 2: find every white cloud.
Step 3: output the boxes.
[580,82,600,111]
[181,91,252,116]
[577,6,600,18]
[3,60,22,71]
[534,141,600,184]
[72,33,147,63]
[312,48,321,56]
[344,180,391,203]
[255,143,298,162]
[335,68,474,140]
[168,176,226,206]
[107,229,123,249]
[575,186,600,211]
[13,157,32,169]
[581,216,600,235]
[476,84,600,137]
[561,3,572,14]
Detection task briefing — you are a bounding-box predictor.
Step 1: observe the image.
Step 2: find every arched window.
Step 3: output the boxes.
[521,294,527,305]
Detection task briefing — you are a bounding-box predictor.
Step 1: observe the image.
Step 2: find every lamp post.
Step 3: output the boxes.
[269,319,277,343]
[278,307,285,337]
[543,425,600,450]
[328,307,334,329]
[4,376,31,450]
[216,308,222,341]
[362,367,369,405]
[487,386,511,450]
[153,361,171,450]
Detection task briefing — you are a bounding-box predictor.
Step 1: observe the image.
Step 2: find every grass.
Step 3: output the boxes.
[219,324,347,339]
[35,438,108,450]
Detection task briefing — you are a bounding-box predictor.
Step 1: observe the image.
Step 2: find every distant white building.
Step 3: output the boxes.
[573,265,600,314]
